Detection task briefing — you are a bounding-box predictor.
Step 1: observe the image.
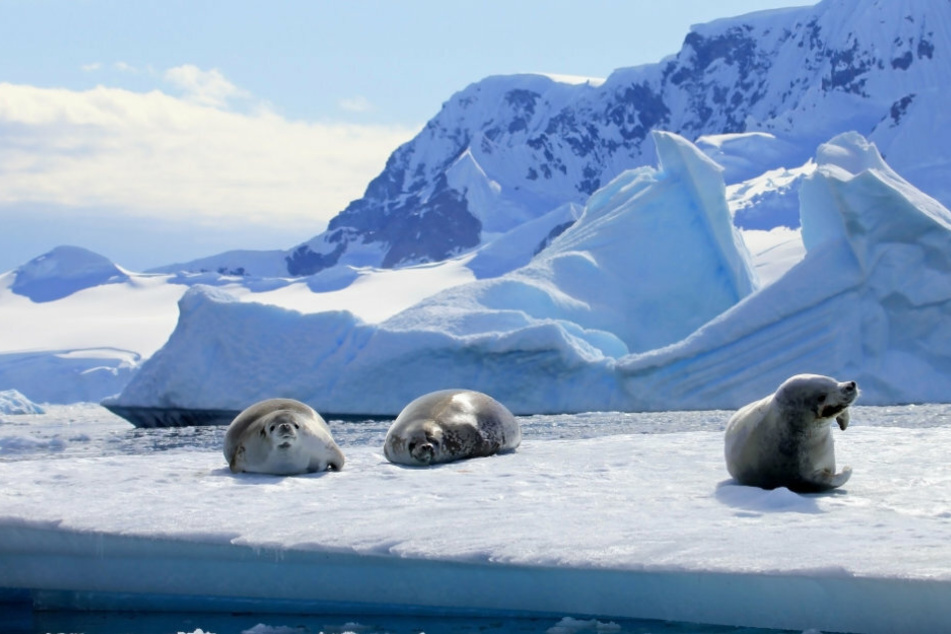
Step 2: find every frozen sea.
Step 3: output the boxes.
[3,403,951,634]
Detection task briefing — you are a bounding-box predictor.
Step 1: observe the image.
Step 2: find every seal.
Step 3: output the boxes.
[224,398,345,475]
[724,374,858,493]
[383,389,521,466]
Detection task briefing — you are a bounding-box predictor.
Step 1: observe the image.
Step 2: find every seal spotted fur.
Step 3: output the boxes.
[384,389,521,466]
[724,374,858,492]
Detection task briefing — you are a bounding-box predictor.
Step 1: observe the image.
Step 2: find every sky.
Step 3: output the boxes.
[0,0,819,273]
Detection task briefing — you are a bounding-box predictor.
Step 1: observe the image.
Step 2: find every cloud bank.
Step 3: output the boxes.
[0,69,418,230]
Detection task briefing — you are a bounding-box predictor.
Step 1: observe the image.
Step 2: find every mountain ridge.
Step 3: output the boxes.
[150,0,951,280]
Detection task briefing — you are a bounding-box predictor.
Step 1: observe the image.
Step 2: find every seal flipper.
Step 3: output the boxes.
[310,445,345,472]
[836,408,851,431]
[826,465,852,488]
[801,465,852,492]
[229,445,245,473]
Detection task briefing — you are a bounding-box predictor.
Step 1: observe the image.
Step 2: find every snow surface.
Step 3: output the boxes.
[4,404,951,633]
[108,130,951,416]
[10,245,128,303]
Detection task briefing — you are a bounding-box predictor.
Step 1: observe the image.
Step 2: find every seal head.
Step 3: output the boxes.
[224,398,345,475]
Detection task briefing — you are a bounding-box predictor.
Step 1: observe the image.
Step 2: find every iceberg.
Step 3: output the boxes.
[0,348,139,405]
[110,131,757,415]
[618,132,951,408]
[0,389,44,415]
[110,131,951,417]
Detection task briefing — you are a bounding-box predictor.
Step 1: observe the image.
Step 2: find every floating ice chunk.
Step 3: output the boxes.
[0,389,44,415]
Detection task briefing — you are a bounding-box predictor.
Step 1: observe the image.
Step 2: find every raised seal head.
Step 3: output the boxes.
[724,374,858,493]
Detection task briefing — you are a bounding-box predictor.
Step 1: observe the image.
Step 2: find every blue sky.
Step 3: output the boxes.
[0,0,818,272]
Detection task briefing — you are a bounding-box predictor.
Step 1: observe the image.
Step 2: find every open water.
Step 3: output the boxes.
[3,402,950,634]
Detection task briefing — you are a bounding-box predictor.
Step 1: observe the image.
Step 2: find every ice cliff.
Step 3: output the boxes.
[617,131,951,408]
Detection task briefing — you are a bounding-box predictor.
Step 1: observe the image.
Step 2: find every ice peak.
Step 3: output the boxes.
[815,131,892,177]
[12,246,127,303]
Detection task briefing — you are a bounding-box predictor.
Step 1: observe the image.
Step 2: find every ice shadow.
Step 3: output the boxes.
[714,479,848,515]
[211,466,339,483]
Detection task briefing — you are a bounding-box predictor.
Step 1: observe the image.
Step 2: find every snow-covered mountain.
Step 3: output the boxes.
[156,0,951,279]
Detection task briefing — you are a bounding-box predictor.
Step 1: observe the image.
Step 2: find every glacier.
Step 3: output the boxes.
[107,130,951,416]
[6,0,951,413]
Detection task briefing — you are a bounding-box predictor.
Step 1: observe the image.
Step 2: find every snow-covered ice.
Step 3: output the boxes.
[3,404,951,633]
[0,248,476,406]
[107,131,757,415]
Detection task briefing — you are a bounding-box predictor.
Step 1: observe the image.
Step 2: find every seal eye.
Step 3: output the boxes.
[817,394,826,404]
[294,423,300,429]
[408,441,417,452]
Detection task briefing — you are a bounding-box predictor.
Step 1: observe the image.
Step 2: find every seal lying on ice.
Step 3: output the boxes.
[224,398,345,475]
[724,374,858,493]
[384,389,521,466]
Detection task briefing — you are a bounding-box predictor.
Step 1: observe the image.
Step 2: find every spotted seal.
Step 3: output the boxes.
[724,374,858,492]
[224,398,345,475]
[383,389,521,466]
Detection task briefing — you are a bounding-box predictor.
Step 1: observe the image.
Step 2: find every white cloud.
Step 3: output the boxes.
[0,82,419,229]
[81,62,102,72]
[339,95,374,113]
[114,61,138,73]
[164,64,249,109]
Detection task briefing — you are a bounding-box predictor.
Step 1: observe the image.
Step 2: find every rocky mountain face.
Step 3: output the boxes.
[262,0,951,277]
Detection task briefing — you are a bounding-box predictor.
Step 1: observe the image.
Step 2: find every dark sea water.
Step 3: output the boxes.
[3,402,950,634]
